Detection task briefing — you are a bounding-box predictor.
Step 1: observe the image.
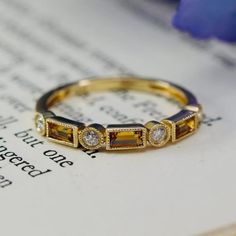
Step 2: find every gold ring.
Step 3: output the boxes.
[35,76,202,151]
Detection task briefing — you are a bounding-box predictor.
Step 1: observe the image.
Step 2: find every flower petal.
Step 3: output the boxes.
[172,0,236,42]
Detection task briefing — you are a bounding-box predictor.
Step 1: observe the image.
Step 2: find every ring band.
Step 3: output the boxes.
[35,76,202,151]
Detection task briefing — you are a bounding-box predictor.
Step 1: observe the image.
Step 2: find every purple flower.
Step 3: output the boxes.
[172,0,236,42]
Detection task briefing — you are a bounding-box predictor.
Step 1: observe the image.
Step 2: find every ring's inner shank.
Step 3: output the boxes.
[37,77,197,113]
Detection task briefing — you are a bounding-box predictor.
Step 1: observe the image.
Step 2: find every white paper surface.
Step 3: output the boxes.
[0,0,236,235]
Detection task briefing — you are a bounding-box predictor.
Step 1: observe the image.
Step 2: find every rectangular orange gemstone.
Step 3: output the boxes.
[106,125,146,150]
[46,118,84,147]
[167,110,197,142]
[48,122,74,144]
[176,116,196,140]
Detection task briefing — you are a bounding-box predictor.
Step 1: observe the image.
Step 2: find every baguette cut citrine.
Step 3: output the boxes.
[164,109,198,142]
[48,122,74,143]
[110,130,143,148]
[106,125,146,150]
[176,116,196,140]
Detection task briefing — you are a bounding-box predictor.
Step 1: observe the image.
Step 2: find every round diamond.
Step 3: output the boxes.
[151,126,166,143]
[148,123,170,147]
[82,130,99,146]
[79,127,104,150]
[35,113,45,135]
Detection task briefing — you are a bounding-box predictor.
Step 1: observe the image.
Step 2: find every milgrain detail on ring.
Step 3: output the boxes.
[106,124,147,150]
[185,104,203,126]
[35,76,202,151]
[163,110,199,142]
[35,111,56,136]
[46,118,81,148]
[145,121,171,147]
[79,124,105,150]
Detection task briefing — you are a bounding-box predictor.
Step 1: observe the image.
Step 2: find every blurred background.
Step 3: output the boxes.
[0,1,236,236]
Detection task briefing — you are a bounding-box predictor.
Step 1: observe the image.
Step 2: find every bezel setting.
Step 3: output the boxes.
[46,118,79,148]
[164,110,199,142]
[148,122,171,147]
[106,125,147,151]
[35,113,46,136]
[79,127,104,150]
[34,76,202,152]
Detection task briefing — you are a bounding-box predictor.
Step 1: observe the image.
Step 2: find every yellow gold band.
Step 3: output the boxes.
[35,76,202,151]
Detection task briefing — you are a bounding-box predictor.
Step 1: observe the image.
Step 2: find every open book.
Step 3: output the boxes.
[0,0,236,235]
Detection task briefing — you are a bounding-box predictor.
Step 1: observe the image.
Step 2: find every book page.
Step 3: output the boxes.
[0,0,236,235]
